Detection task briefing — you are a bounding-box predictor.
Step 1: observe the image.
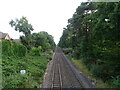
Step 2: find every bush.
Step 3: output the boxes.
[12,42,27,57]
[91,64,101,77]
[2,40,27,57]
[30,46,42,56]
[2,55,48,88]
[2,40,12,56]
[3,74,28,88]
[2,40,48,88]
[91,64,113,82]
[112,76,120,88]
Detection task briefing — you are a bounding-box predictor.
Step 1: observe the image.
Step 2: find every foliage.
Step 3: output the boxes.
[3,74,28,88]
[4,16,56,88]
[31,31,56,51]
[112,76,120,88]
[9,16,34,36]
[9,17,56,51]
[90,64,112,81]
[20,36,31,50]
[2,39,52,88]
[2,40,12,56]
[2,55,48,88]
[58,2,120,87]
[2,40,27,57]
[30,46,42,56]
[2,15,56,88]
[9,16,34,50]
[12,42,27,57]
[71,59,110,88]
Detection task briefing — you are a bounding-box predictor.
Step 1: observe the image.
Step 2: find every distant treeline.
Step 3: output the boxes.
[20,31,56,51]
[58,2,120,88]
[9,16,56,51]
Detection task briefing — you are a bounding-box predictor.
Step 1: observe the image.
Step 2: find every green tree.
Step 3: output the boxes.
[9,16,34,36]
[59,2,120,84]
[31,31,56,51]
[9,16,34,49]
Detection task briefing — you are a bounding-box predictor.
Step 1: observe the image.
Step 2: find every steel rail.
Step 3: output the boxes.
[51,47,85,89]
[51,54,63,89]
[58,63,63,89]
[59,53,74,88]
[51,55,55,88]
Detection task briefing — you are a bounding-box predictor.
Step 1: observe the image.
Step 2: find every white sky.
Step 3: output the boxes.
[0,0,87,44]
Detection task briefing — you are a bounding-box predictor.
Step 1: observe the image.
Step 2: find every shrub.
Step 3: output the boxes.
[2,40,12,56]
[91,64,112,82]
[73,50,80,59]
[30,46,42,56]
[2,40,27,57]
[91,64,101,77]
[18,44,27,57]
[112,76,120,88]
[3,74,28,88]
[12,42,27,57]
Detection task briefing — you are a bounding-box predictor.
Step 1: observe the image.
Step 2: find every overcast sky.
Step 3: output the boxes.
[0,0,87,44]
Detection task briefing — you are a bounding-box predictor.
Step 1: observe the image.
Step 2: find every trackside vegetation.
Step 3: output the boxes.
[2,17,56,88]
[58,2,120,88]
[2,40,52,88]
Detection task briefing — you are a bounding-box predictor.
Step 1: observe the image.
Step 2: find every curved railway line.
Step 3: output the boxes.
[41,47,95,89]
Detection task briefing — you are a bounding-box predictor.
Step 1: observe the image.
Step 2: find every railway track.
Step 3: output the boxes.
[52,56,62,89]
[41,47,95,89]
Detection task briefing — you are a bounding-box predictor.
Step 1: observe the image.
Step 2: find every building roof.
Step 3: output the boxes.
[13,39,21,43]
[0,32,8,39]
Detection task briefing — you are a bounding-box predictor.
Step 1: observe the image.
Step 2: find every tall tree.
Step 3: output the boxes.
[59,2,120,84]
[9,16,34,49]
[9,16,34,37]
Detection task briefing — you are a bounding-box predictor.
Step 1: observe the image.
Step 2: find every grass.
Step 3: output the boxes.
[2,54,51,88]
[71,58,110,88]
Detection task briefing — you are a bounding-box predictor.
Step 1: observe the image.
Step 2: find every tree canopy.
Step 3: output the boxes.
[9,16,34,36]
[31,31,56,51]
[58,2,120,87]
[9,17,56,51]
